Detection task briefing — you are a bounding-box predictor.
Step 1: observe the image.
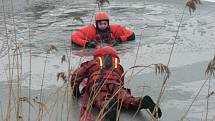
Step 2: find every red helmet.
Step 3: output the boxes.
[93,46,119,59]
[95,12,109,21]
[94,46,120,69]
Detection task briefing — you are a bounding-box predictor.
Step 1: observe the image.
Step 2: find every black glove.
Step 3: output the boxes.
[141,95,162,118]
[103,39,110,44]
[86,41,96,48]
[112,38,122,46]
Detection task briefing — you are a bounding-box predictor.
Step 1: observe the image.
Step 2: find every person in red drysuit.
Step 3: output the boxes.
[71,12,135,48]
[70,46,162,121]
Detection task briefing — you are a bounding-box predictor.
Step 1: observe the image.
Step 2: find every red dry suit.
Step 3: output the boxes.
[70,47,142,121]
[71,24,135,47]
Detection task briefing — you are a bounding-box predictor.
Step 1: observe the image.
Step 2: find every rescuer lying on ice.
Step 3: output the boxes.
[70,46,162,121]
[71,12,135,48]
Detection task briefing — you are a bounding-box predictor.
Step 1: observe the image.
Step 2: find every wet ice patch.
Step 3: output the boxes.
[203,0,215,2]
[168,79,215,95]
[0,36,8,58]
[165,79,215,120]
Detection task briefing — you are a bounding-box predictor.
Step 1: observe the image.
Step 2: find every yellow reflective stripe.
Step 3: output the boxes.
[114,58,118,69]
[98,57,103,67]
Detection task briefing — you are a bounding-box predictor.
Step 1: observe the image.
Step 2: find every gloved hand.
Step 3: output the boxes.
[141,95,162,118]
[103,39,110,44]
[112,38,122,46]
[86,41,96,48]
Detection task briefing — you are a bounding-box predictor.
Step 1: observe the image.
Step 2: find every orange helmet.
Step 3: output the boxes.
[95,12,109,21]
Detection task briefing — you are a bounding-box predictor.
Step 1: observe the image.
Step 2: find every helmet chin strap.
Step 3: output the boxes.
[96,27,110,33]
[95,24,112,47]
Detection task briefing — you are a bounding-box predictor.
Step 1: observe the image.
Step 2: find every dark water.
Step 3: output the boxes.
[0,0,215,121]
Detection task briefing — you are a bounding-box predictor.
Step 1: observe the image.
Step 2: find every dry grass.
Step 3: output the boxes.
[96,0,110,7]
[129,63,170,119]
[186,0,201,15]
[129,64,170,81]
[47,45,58,54]
[1,0,13,120]
[27,22,32,121]
[2,0,109,120]
[57,72,68,83]
[205,55,215,121]
[73,16,84,24]
[61,55,66,64]
[207,91,215,98]
[179,55,215,121]
[1,0,212,121]
[205,55,215,77]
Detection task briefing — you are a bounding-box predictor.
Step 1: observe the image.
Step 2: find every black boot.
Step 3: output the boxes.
[141,95,162,118]
[105,99,118,121]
